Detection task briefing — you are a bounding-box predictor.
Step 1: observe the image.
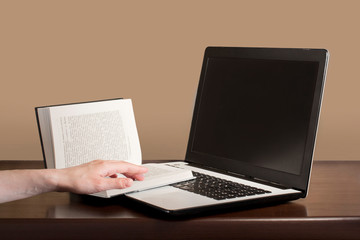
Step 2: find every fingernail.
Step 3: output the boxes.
[126,178,133,187]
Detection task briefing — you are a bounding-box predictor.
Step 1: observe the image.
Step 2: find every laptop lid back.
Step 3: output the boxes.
[185,47,329,195]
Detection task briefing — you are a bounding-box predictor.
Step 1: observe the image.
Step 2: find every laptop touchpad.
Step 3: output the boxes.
[127,186,217,210]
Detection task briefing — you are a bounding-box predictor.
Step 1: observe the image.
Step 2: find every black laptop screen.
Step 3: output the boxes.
[191,57,319,175]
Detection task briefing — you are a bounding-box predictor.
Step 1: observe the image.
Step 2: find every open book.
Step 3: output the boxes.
[35,98,193,198]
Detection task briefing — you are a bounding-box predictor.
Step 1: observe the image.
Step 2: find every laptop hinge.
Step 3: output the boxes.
[248,176,289,190]
[187,161,290,190]
[224,170,290,190]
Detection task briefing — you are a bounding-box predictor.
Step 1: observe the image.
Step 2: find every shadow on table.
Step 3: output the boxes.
[46,193,308,220]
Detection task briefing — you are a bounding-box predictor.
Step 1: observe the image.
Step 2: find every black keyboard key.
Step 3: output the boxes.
[172,171,271,200]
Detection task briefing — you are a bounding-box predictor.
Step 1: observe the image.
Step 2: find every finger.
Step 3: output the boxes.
[124,173,145,181]
[109,173,142,180]
[105,177,134,190]
[103,162,148,177]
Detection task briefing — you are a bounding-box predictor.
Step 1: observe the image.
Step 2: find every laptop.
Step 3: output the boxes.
[126,46,329,215]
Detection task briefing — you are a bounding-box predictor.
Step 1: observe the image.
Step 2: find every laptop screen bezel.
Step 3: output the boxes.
[185,47,329,194]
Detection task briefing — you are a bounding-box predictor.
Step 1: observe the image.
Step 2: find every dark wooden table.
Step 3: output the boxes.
[0,160,359,239]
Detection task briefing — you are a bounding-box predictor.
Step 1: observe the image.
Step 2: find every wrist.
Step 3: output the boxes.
[41,169,61,192]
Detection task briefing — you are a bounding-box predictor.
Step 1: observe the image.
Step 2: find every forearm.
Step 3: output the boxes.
[0,160,147,204]
[0,169,59,203]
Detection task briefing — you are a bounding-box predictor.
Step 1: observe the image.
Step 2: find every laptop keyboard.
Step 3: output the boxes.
[172,171,271,200]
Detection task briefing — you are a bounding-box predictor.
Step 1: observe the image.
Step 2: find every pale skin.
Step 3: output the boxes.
[0,160,148,204]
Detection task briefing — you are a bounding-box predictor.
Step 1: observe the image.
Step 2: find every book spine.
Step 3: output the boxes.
[35,107,48,169]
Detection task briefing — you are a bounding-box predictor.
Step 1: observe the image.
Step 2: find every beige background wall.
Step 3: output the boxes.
[0,0,359,161]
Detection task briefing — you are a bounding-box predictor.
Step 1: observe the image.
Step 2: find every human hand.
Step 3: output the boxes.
[55,160,148,194]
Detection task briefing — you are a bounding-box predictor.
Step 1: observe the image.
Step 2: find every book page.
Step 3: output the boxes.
[49,99,141,168]
[142,164,176,178]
